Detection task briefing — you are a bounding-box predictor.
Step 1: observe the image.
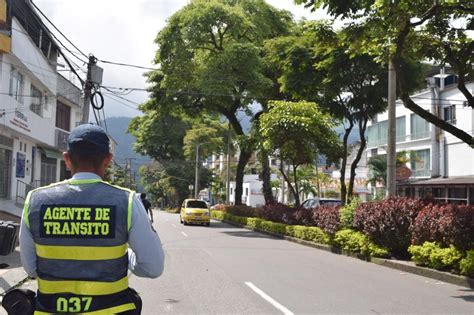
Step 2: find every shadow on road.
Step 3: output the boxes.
[452,289,474,303]
[220,230,277,239]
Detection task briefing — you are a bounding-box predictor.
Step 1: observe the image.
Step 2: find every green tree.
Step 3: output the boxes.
[265,21,392,204]
[260,101,342,206]
[183,115,226,160]
[146,0,293,205]
[295,0,474,146]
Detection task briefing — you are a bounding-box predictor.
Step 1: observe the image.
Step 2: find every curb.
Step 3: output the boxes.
[0,268,29,298]
[215,217,474,289]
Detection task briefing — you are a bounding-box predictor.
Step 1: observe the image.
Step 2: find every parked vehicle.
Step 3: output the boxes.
[301,198,342,209]
[180,199,211,226]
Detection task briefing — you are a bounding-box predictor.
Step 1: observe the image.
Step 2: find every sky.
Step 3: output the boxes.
[34,0,330,118]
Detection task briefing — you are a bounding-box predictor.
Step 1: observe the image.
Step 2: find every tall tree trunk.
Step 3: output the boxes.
[234,148,252,205]
[340,120,354,205]
[292,164,300,206]
[348,117,368,201]
[259,149,275,204]
[279,161,298,206]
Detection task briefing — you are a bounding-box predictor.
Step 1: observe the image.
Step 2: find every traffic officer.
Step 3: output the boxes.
[19,124,164,314]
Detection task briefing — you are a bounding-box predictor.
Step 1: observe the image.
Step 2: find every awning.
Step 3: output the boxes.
[39,147,63,159]
[403,176,474,186]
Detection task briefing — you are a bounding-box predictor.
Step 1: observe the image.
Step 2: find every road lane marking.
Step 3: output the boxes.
[245,282,294,315]
[181,231,188,237]
[171,224,176,228]
[203,249,213,257]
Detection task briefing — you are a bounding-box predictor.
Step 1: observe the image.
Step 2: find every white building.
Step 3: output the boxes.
[366,73,474,204]
[229,174,266,207]
[0,0,84,216]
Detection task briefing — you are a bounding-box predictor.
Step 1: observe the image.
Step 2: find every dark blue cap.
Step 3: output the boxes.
[67,124,110,154]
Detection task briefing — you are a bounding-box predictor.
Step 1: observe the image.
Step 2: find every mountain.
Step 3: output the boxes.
[104,117,150,169]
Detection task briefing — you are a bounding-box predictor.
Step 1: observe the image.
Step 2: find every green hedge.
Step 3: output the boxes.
[408,242,462,271]
[334,229,390,258]
[460,250,474,277]
[212,210,332,245]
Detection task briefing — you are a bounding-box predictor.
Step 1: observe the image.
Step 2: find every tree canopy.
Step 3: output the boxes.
[143,0,294,204]
[259,100,342,206]
[295,0,474,146]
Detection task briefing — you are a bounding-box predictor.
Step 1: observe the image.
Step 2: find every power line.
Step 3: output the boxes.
[30,1,88,59]
[98,59,158,71]
[102,93,141,111]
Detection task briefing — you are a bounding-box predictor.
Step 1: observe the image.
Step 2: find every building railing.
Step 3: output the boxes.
[16,179,35,206]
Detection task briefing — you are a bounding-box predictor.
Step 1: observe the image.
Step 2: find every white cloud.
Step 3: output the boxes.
[34,0,323,118]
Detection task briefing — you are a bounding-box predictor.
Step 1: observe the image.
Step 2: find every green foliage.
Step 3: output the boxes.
[295,0,474,146]
[148,0,294,205]
[183,115,227,160]
[211,210,331,244]
[460,250,474,278]
[292,226,331,244]
[334,229,390,258]
[259,100,342,205]
[339,197,361,228]
[408,242,463,271]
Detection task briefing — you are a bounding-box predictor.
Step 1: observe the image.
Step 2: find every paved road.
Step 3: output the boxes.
[2,210,472,315]
[131,211,474,314]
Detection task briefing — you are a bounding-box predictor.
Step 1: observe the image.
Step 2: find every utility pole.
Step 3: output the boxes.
[386,59,397,197]
[81,55,97,124]
[225,123,231,205]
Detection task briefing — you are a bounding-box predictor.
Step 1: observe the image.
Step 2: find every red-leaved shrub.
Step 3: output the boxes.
[294,208,316,226]
[411,204,474,250]
[353,197,425,257]
[256,203,298,225]
[313,205,341,235]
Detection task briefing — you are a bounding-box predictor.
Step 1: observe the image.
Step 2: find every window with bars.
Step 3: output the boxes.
[30,84,43,117]
[9,67,24,104]
[56,102,71,131]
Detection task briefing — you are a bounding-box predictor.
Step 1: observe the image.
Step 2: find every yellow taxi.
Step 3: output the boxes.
[180,199,211,226]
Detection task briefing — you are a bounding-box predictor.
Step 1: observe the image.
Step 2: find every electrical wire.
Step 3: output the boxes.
[102,93,141,111]
[30,1,88,59]
[98,60,158,71]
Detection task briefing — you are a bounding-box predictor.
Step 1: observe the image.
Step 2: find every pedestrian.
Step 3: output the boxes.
[140,193,154,223]
[18,124,164,314]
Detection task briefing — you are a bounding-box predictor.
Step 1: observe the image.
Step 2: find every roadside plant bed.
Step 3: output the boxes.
[211,210,386,260]
[212,198,474,282]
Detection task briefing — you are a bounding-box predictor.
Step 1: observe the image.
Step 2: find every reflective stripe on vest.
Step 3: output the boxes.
[34,303,136,315]
[26,179,135,313]
[38,277,129,296]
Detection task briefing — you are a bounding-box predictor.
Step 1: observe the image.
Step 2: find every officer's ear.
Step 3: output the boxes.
[63,152,74,171]
[103,153,113,168]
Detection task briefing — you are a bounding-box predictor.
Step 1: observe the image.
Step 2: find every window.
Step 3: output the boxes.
[9,67,24,104]
[186,200,207,209]
[56,102,71,131]
[245,188,249,196]
[30,84,43,117]
[410,114,430,140]
[367,120,387,147]
[410,149,430,177]
[396,117,406,142]
[40,154,57,186]
[444,105,456,125]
